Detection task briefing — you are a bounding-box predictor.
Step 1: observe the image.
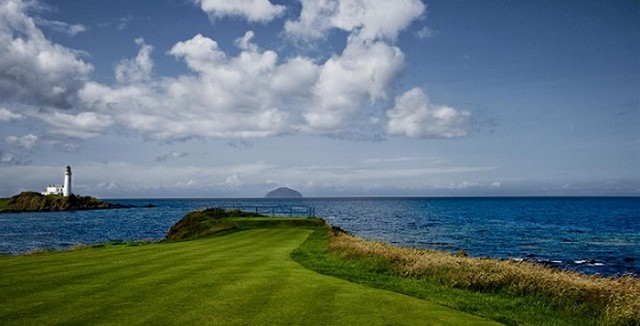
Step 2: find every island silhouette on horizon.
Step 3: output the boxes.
[264,187,303,199]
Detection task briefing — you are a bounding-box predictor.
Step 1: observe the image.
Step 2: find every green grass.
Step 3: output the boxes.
[0,197,8,210]
[0,227,497,325]
[291,228,623,326]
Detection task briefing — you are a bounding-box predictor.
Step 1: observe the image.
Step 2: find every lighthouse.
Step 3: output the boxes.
[63,166,72,197]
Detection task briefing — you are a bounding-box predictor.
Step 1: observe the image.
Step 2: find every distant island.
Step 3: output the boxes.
[264,187,303,199]
[0,192,135,213]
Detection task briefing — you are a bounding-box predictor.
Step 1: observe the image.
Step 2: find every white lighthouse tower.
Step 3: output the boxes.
[63,166,72,197]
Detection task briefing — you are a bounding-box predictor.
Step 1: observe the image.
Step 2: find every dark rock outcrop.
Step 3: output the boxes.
[264,187,303,199]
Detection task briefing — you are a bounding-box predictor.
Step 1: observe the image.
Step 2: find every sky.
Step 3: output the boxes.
[0,0,638,198]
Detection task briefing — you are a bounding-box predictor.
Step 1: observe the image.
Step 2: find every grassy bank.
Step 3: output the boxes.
[0,220,496,325]
[0,197,8,210]
[166,207,325,240]
[291,227,639,325]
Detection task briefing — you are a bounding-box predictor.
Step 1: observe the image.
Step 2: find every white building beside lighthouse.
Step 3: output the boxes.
[42,184,64,196]
[42,166,73,197]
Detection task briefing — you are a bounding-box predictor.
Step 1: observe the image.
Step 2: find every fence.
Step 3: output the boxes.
[213,205,316,218]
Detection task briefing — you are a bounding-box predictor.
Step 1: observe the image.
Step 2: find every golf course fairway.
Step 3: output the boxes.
[0,228,498,325]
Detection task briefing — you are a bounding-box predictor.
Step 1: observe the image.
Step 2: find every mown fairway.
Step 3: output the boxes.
[0,228,498,325]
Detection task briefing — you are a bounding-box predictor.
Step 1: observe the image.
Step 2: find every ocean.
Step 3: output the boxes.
[1,197,638,277]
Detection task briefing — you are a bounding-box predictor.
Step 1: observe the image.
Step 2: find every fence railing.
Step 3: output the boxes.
[212,205,316,218]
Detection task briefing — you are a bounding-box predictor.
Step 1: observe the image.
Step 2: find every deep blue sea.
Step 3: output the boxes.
[1,197,638,277]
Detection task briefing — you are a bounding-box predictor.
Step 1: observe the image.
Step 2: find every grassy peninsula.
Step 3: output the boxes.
[0,214,494,325]
[0,192,130,212]
[1,208,637,325]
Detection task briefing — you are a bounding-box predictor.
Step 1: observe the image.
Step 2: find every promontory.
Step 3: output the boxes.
[0,192,132,212]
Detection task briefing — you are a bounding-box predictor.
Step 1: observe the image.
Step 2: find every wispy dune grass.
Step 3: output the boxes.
[327,229,639,325]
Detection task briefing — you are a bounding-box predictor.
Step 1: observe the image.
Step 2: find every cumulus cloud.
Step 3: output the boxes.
[223,174,242,187]
[285,0,425,41]
[115,38,153,84]
[386,88,471,138]
[305,36,405,131]
[79,32,296,139]
[271,56,319,98]
[0,0,92,109]
[0,149,31,165]
[195,0,285,22]
[5,134,38,149]
[0,0,467,144]
[0,108,23,121]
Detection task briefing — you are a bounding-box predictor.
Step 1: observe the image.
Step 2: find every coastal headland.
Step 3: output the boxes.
[0,208,637,325]
[0,192,139,213]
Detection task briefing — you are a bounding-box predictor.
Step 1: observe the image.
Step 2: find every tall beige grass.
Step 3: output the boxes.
[329,230,639,325]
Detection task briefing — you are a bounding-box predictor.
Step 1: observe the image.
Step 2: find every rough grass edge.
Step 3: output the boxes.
[322,227,639,326]
[292,228,640,325]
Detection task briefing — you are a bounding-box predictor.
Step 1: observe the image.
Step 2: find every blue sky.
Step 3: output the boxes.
[0,0,638,198]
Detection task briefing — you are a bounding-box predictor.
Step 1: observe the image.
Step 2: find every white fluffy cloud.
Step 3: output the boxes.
[195,0,285,22]
[0,0,92,109]
[271,56,319,97]
[285,0,425,40]
[80,32,294,139]
[115,38,153,84]
[5,134,38,149]
[1,0,469,142]
[0,108,23,121]
[82,30,407,138]
[305,36,405,131]
[386,88,471,138]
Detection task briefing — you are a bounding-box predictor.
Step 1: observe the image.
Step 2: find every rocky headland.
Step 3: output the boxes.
[0,192,134,213]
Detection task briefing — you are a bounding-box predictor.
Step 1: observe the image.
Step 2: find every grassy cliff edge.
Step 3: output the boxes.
[166,207,325,240]
[292,227,639,326]
[167,208,639,325]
